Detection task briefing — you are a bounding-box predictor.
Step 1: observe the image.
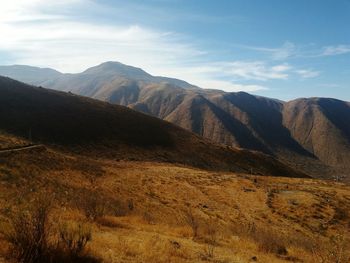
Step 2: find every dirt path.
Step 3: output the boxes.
[0,144,45,153]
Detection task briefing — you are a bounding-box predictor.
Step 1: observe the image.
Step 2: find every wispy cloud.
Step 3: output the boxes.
[295,69,320,79]
[189,79,267,92]
[0,0,80,23]
[238,41,297,60]
[0,0,325,93]
[317,83,341,88]
[238,42,350,59]
[0,0,268,92]
[321,45,350,56]
[217,61,291,81]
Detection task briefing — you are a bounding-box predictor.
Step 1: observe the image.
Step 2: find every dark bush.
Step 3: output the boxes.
[1,197,100,263]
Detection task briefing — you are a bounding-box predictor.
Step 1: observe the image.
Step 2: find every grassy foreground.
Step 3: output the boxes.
[0,145,349,263]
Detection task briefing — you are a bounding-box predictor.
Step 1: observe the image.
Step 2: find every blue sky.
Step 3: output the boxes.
[0,0,349,100]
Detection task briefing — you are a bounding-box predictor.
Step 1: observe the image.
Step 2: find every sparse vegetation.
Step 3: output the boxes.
[183,208,199,238]
[254,228,288,255]
[3,198,51,263]
[76,191,130,223]
[77,192,108,221]
[57,221,92,257]
[0,140,349,263]
[0,197,98,263]
[231,221,288,255]
[312,229,350,263]
[199,219,218,260]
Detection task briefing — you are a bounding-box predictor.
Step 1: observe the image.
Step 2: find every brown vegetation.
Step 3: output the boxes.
[0,145,349,262]
[0,197,99,263]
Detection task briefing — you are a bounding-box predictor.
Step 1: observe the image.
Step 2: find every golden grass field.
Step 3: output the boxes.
[0,137,349,263]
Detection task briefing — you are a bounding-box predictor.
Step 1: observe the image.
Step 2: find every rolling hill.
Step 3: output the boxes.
[0,76,304,178]
[1,62,349,180]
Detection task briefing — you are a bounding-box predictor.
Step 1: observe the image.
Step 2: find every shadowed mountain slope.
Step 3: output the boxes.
[283,98,350,169]
[0,76,306,178]
[1,62,349,179]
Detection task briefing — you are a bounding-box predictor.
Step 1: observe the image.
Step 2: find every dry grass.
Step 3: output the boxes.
[0,131,29,150]
[0,147,350,262]
[1,197,51,263]
[0,196,99,263]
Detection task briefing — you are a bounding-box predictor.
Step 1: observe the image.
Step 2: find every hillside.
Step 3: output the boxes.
[0,76,304,177]
[0,137,349,263]
[1,62,349,180]
[283,98,350,169]
[0,78,349,263]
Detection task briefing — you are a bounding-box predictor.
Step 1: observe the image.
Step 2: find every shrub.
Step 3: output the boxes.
[3,198,51,263]
[76,191,130,220]
[231,221,288,255]
[200,219,218,260]
[254,228,288,255]
[183,208,199,238]
[1,197,99,263]
[76,192,108,221]
[58,221,92,256]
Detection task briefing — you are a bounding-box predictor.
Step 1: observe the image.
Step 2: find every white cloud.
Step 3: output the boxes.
[0,0,81,23]
[219,61,291,81]
[321,45,350,56]
[195,80,267,92]
[0,1,204,73]
[182,61,291,82]
[0,0,270,93]
[157,66,268,92]
[271,63,292,72]
[240,41,297,60]
[295,69,320,79]
[0,0,322,93]
[240,42,350,59]
[271,41,297,60]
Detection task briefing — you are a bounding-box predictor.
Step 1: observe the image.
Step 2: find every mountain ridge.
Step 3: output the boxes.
[0,75,307,178]
[1,62,349,180]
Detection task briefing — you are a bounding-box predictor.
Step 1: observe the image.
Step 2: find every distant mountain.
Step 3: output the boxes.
[0,76,305,178]
[1,62,349,180]
[0,65,61,85]
[0,62,197,93]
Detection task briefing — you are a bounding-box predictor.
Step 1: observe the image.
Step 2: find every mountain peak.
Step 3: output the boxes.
[83,61,152,79]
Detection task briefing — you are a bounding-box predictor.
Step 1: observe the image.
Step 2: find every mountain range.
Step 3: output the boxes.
[0,75,304,177]
[1,62,349,180]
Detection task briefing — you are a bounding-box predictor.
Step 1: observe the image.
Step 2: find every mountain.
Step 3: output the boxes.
[0,76,305,177]
[0,62,197,93]
[1,62,349,180]
[0,65,62,85]
[283,98,350,169]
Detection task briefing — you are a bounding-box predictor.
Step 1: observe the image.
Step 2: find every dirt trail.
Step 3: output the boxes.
[0,144,45,154]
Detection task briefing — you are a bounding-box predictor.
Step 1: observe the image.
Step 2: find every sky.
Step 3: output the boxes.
[0,0,349,100]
